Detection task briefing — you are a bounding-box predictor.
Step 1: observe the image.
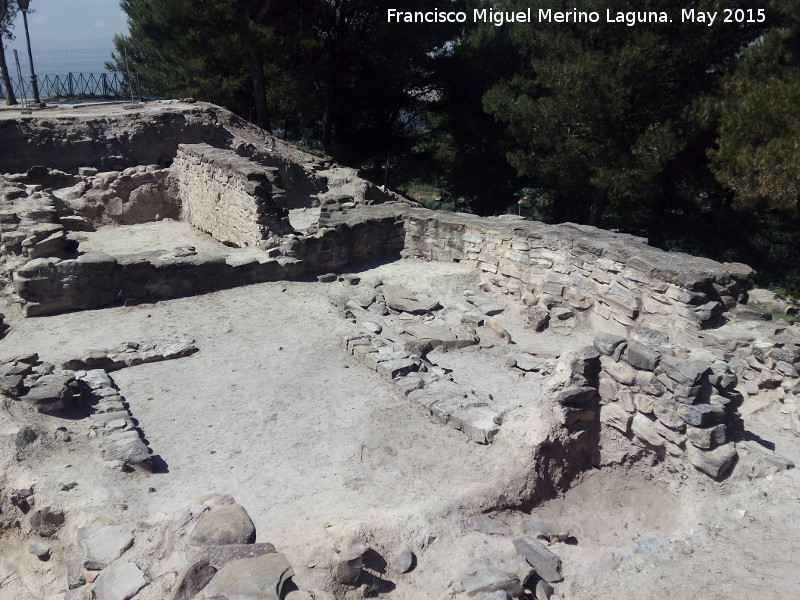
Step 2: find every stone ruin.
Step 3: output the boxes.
[0,101,798,600]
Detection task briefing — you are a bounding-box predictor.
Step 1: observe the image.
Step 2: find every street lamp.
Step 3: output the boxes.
[17,0,44,107]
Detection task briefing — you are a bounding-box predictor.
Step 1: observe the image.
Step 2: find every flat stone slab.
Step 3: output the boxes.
[77,525,134,569]
[460,561,522,597]
[22,373,73,413]
[403,321,475,349]
[188,504,256,546]
[466,295,505,316]
[202,553,294,600]
[92,561,149,600]
[383,284,439,313]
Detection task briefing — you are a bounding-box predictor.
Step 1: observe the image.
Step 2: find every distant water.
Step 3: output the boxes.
[9,48,116,77]
[1,48,127,99]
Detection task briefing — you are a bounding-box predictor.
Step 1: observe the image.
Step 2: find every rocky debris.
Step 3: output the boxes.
[383,284,440,313]
[57,497,297,600]
[523,304,550,332]
[92,561,149,600]
[77,525,135,569]
[29,506,65,537]
[521,521,571,544]
[512,536,563,583]
[389,548,415,574]
[317,273,337,283]
[66,164,175,225]
[508,354,551,373]
[28,539,51,560]
[203,553,294,599]
[15,426,38,450]
[10,486,34,512]
[188,504,257,546]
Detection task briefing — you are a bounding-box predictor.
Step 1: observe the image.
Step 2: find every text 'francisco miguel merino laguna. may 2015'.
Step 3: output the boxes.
[386,7,767,27]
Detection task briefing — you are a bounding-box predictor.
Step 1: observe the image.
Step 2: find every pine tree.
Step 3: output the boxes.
[481,0,773,229]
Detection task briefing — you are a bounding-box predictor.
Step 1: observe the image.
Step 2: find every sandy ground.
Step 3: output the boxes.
[74,220,238,255]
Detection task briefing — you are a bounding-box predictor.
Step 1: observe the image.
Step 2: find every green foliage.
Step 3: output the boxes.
[710,26,800,216]
[0,1,18,39]
[482,0,772,227]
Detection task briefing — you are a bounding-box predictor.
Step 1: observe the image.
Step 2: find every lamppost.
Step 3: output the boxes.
[17,0,43,107]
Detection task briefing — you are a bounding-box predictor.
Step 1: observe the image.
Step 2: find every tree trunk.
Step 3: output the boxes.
[0,43,17,105]
[588,192,606,226]
[248,1,272,131]
[249,49,269,131]
[321,93,333,154]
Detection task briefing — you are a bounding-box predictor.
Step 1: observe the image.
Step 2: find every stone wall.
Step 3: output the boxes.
[400,211,753,344]
[11,215,403,317]
[592,332,742,479]
[171,144,294,248]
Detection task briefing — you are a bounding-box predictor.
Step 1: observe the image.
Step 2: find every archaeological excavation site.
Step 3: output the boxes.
[1,101,799,600]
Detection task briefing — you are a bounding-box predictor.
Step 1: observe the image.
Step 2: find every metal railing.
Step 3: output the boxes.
[1,71,141,102]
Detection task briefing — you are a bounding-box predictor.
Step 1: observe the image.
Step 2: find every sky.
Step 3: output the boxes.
[5,0,128,75]
[10,0,127,51]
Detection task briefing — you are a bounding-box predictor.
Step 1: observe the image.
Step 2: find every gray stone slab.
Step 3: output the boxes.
[77,525,134,570]
[92,561,149,600]
[203,553,293,599]
[512,536,563,583]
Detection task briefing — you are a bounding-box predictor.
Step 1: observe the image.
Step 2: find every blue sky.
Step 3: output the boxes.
[10,0,127,51]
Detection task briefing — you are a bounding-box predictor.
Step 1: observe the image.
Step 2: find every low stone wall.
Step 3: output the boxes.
[11,215,403,316]
[400,211,753,344]
[171,144,294,248]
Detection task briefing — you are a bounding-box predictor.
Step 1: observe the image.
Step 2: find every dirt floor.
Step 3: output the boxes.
[1,258,799,599]
[0,259,588,597]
